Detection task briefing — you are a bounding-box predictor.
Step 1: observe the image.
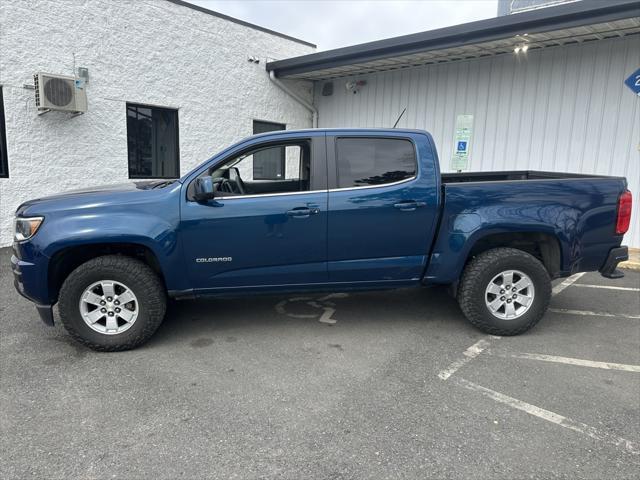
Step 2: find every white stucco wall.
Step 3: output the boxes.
[0,0,315,246]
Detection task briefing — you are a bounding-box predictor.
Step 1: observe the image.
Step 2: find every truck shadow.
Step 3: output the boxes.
[148,286,470,347]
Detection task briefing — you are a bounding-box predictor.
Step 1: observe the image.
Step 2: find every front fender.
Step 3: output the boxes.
[38,213,178,261]
[18,208,186,306]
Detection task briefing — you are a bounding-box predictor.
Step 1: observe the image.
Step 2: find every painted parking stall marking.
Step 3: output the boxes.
[503,352,640,373]
[438,272,587,382]
[437,337,498,380]
[437,270,639,455]
[572,284,640,292]
[455,377,639,455]
[551,272,586,295]
[549,308,640,320]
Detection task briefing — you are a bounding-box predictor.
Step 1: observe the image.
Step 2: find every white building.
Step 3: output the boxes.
[0,0,315,245]
[1,0,639,247]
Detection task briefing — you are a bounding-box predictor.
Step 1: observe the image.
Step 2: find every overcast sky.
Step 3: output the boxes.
[187,0,499,51]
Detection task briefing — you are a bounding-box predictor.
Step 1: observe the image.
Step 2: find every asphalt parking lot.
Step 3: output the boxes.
[1,247,638,479]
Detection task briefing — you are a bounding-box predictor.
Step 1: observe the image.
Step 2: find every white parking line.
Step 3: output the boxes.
[506,353,640,372]
[438,337,497,380]
[549,308,640,320]
[572,284,640,292]
[551,272,586,296]
[455,377,639,455]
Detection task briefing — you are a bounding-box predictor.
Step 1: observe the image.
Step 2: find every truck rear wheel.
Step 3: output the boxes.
[58,255,166,351]
[457,247,551,336]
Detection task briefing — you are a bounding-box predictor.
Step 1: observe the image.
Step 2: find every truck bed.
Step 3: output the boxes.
[442,170,608,184]
[427,170,628,285]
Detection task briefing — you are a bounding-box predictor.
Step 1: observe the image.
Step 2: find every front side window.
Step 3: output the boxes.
[127,103,179,179]
[252,120,286,179]
[0,87,8,178]
[203,141,310,197]
[336,137,416,188]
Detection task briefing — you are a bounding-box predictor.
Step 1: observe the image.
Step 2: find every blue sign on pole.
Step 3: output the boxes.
[624,68,640,96]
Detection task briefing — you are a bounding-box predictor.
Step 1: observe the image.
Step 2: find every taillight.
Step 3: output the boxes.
[615,190,632,235]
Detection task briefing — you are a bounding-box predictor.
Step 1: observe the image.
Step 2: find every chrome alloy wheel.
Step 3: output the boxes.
[484,270,535,320]
[79,280,139,335]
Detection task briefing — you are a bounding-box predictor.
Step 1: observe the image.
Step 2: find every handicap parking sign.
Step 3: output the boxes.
[457,141,468,153]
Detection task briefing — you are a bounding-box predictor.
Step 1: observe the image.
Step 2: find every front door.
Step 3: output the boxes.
[181,133,328,292]
[327,133,440,283]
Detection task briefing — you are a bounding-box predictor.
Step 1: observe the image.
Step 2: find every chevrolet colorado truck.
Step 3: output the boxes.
[12,129,632,351]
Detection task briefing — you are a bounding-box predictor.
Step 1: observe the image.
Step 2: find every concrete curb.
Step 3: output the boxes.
[619,248,640,271]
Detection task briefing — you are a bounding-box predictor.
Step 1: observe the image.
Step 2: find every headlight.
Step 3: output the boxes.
[14,216,44,242]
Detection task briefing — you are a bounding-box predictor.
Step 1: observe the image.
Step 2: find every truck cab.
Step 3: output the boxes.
[182,129,440,290]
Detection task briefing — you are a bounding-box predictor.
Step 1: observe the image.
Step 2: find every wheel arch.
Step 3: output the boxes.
[47,242,166,304]
[426,228,565,286]
[466,231,562,278]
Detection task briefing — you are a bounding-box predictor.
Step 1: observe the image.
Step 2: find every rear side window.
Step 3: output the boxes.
[336,137,416,188]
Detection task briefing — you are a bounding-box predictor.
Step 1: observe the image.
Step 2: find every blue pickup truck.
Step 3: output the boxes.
[12,129,632,350]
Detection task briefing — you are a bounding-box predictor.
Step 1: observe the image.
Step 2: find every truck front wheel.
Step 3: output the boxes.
[58,255,166,351]
[457,247,551,336]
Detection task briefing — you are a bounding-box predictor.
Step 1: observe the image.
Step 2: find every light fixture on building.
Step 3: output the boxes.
[514,43,529,54]
[345,79,367,94]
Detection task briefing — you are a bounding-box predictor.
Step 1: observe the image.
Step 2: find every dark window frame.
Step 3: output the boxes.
[334,136,418,189]
[252,120,286,180]
[0,87,8,178]
[126,103,180,180]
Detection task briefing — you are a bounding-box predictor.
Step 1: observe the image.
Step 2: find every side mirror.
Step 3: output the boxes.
[193,176,216,201]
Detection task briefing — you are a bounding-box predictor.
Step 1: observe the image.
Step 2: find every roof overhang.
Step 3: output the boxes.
[266,0,640,80]
[167,0,316,48]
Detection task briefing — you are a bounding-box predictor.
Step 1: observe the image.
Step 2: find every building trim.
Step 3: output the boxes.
[166,0,316,48]
[266,0,639,77]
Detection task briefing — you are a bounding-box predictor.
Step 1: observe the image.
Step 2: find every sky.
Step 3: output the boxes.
[187,0,499,51]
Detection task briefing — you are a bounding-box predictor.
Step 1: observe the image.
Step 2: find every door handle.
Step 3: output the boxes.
[286,207,312,218]
[393,201,426,211]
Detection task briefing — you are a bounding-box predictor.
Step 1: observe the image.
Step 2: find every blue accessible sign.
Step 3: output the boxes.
[624,68,640,96]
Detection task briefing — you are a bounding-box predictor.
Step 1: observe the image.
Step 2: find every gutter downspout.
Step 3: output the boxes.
[269,70,318,128]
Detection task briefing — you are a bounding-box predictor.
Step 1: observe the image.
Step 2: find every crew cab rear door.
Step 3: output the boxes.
[326,131,440,283]
[181,131,328,291]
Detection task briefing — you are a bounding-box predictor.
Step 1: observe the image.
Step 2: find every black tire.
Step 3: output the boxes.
[58,255,166,351]
[457,247,551,336]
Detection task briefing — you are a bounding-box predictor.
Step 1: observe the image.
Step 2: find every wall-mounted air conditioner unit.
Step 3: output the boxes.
[34,72,87,114]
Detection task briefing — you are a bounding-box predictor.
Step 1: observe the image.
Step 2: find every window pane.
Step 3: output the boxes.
[336,138,416,188]
[253,145,284,179]
[127,104,179,178]
[0,87,8,178]
[252,120,285,179]
[206,142,310,196]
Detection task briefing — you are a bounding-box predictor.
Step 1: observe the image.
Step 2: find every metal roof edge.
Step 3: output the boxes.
[266,0,639,77]
[165,0,317,48]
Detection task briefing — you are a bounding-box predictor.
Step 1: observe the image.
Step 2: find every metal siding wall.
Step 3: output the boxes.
[315,36,640,247]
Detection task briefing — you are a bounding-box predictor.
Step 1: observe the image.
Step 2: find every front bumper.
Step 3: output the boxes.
[599,246,628,279]
[11,247,54,326]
